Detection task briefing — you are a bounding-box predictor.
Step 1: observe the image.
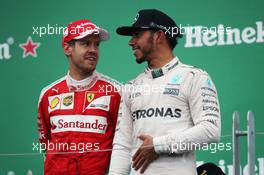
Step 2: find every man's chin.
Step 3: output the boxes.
[82,66,96,76]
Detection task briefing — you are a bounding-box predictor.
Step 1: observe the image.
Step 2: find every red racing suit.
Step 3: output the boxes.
[37,71,121,175]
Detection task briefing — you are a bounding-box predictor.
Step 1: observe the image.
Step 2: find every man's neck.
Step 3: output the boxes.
[69,69,93,81]
[148,52,175,69]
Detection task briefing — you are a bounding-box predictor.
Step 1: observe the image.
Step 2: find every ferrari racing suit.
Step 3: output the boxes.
[37,71,121,175]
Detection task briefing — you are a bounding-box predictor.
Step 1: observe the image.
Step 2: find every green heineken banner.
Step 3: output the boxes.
[0,0,263,174]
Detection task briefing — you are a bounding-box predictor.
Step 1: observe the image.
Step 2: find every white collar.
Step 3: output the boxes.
[145,57,179,79]
[66,71,99,91]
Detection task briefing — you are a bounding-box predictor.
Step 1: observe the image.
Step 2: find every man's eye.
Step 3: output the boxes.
[133,32,139,37]
[80,42,88,46]
[132,31,142,38]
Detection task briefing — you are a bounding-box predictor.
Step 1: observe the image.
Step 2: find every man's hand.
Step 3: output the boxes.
[132,134,158,174]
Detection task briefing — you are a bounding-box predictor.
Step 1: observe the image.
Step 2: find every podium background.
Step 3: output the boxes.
[0,0,263,174]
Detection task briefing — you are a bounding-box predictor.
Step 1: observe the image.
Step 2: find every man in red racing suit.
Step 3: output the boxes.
[37,19,121,175]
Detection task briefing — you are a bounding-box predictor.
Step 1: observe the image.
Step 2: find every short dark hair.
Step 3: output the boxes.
[67,39,77,46]
[165,35,181,50]
[157,30,181,50]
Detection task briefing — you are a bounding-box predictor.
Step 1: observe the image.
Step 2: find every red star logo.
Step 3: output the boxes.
[19,36,40,58]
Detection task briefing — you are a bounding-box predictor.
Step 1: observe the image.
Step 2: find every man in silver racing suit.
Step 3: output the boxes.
[109,9,221,175]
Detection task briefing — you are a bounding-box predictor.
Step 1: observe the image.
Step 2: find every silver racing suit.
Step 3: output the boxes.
[109,57,221,175]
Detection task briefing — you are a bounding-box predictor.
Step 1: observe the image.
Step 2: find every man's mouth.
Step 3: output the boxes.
[84,56,97,62]
[132,46,140,50]
[132,47,140,54]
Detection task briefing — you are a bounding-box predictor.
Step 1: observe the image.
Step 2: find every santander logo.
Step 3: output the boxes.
[50,115,107,134]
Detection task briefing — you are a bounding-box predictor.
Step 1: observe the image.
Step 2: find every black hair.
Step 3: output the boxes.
[165,31,182,50]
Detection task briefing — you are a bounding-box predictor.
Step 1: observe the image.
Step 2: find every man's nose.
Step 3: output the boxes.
[129,37,135,47]
[88,45,98,53]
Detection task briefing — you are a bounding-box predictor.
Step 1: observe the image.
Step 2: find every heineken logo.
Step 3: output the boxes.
[184,21,264,47]
[0,37,14,60]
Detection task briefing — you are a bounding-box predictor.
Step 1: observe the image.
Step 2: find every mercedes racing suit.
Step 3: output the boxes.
[37,71,121,175]
[109,57,221,175]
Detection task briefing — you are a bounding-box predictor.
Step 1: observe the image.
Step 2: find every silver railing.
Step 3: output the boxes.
[233,111,255,175]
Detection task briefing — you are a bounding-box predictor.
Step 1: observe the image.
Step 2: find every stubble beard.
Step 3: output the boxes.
[136,34,154,64]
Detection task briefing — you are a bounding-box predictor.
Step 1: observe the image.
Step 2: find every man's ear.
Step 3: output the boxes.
[63,42,73,56]
[154,30,164,44]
